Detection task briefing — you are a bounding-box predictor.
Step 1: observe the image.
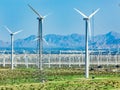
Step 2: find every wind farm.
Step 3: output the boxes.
[0,0,120,90]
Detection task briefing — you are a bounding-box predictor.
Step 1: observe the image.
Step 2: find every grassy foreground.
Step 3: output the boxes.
[0,68,120,90]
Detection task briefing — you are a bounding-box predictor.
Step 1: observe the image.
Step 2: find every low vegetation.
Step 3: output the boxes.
[0,67,120,90]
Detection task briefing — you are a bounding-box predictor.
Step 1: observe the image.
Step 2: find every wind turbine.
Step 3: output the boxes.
[74,8,100,78]
[28,4,48,70]
[4,26,22,70]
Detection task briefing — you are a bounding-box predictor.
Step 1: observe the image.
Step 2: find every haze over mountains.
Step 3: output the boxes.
[0,31,120,50]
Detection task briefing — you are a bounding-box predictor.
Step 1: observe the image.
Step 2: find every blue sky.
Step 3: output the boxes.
[0,0,120,41]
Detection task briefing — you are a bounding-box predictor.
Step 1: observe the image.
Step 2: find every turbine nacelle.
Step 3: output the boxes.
[37,17,43,21]
[10,33,13,36]
[83,18,89,20]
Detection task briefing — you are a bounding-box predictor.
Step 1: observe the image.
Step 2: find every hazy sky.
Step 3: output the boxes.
[0,0,120,41]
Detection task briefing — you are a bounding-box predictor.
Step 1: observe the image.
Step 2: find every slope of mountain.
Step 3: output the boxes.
[94,31,120,48]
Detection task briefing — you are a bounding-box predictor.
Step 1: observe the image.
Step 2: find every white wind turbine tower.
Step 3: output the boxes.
[4,26,22,70]
[28,4,48,70]
[74,8,100,78]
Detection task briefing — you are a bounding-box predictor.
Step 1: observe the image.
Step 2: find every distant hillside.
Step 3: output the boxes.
[0,31,120,50]
[94,31,120,49]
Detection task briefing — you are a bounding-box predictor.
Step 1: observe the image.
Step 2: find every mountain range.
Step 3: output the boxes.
[0,31,120,50]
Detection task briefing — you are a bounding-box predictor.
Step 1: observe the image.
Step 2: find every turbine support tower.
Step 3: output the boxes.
[11,33,14,70]
[37,17,43,70]
[84,18,89,78]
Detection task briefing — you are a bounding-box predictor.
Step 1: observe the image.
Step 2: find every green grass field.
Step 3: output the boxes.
[0,67,120,90]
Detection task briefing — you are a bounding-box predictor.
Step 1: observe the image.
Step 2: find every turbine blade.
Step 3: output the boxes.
[28,4,42,18]
[89,8,100,19]
[34,38,48,45]
[34,38,39,41]
[4,26,12,34]
[74,8,88,18]
[13,30,22,35]
[43,13,52,19]
[43,38,48,45]
[88,20,92,40]
[43,14,49,19]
